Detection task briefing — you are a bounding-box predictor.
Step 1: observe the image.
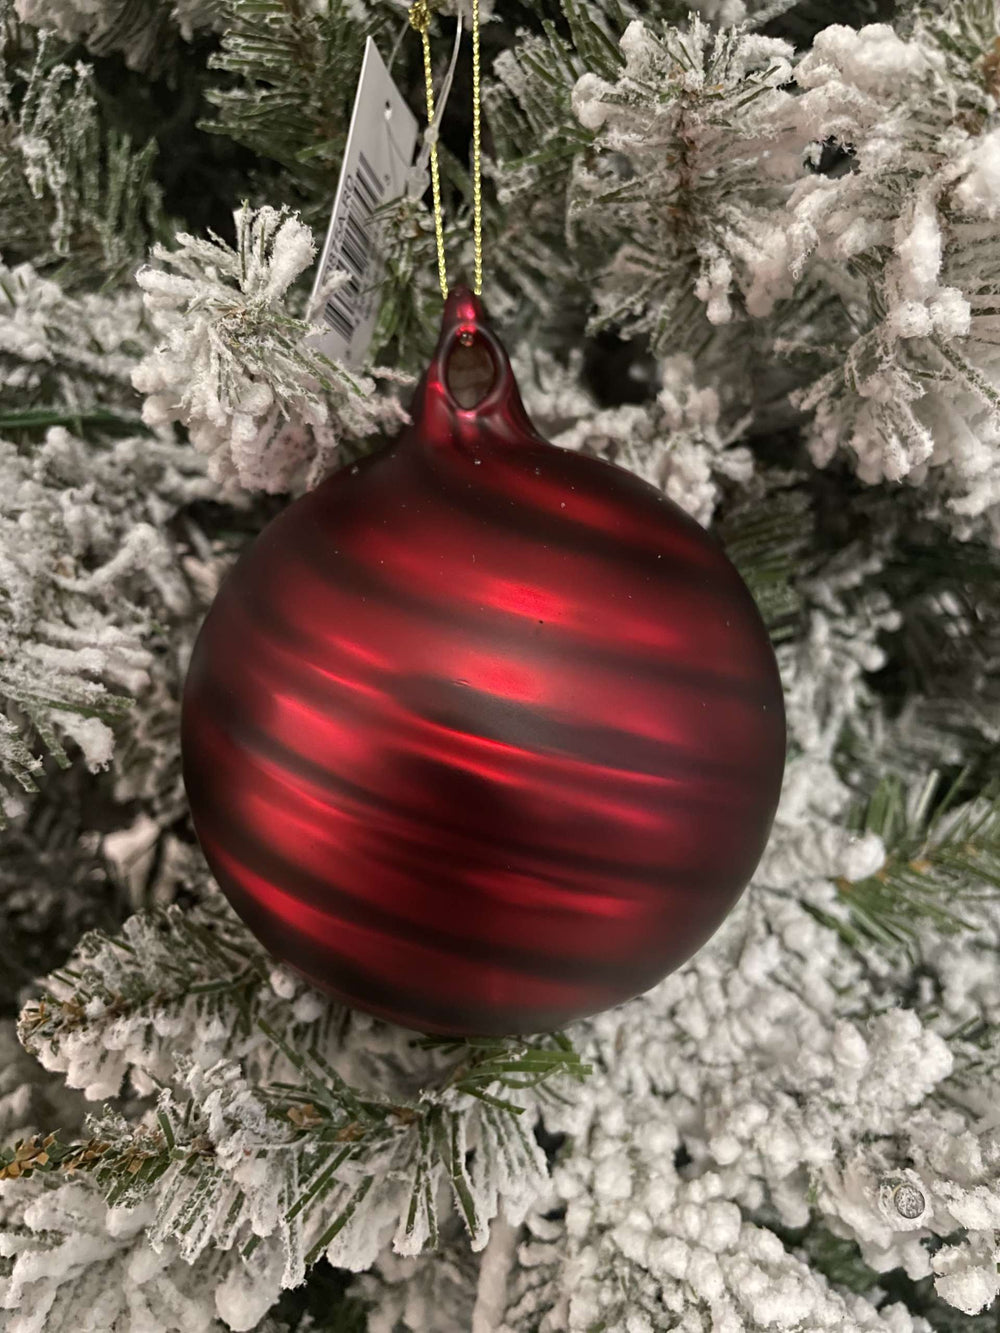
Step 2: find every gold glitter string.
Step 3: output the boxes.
[408,0,483,300]
[471,0,482,295]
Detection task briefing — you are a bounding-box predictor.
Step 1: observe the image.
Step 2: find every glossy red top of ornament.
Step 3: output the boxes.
[181,286,786,1036]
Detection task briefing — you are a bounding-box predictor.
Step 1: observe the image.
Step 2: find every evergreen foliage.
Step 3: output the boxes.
[0,424,207,823]
[6,892,588,1321]
[831,771,1000,954]
[0,6,168,288]
[199,0,401,227]
[2,0,1000,1328]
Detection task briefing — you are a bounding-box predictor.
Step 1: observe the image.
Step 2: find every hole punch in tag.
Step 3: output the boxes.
[306,36,419,370]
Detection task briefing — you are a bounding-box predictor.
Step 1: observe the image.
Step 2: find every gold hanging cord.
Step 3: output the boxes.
[408,0,483,300]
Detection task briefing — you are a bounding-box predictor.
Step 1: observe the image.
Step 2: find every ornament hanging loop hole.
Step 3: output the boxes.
[445,329,497,409]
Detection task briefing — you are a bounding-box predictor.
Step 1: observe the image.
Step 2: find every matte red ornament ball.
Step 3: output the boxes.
[181,286,786,1037]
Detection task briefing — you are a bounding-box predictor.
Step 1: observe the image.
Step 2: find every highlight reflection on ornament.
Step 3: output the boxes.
[181,286,786,1036]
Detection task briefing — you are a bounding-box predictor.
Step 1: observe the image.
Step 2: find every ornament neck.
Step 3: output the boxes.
[411,285,538,449]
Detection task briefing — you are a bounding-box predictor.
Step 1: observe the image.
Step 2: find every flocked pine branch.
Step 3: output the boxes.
[486,0,626,188]
[0,7,168,288]
[0,426,207,824]
[825,770,1000,954]
[483,0,625,324]
[876,529,1000,770]
[716,472,813,638]
[0,1172,237,1331]
[2,3,1000,1331]
[199,0,399,227]
[0,771,134,1011]
[12,0,221,72]
[482,860,1000,1330]
[565,15,801,353]
[946,1011,1000,1126]
[492,2,1000,541]
[781,3,1000,539]
[131,202,413,492]
[547,349,757,525]
[739,0,895,42]
[11,890,590,1318]
[349,1219,482,1333]
[0,257,152,427]
[203,0,521,368]
[488,923,977,1330]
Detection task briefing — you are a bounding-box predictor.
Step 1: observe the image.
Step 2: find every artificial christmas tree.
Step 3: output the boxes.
[2,1,1000,1330]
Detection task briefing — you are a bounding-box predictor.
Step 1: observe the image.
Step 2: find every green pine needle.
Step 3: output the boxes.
[830,770,1000,955]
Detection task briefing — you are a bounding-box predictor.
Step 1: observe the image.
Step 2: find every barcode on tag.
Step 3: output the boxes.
[307,37,418,369]
[322,150,385,343]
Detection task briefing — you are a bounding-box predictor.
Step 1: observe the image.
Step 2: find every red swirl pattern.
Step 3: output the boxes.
[181,287,786,1036]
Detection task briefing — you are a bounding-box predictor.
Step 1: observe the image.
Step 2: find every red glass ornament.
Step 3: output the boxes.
[181,287,786,1036]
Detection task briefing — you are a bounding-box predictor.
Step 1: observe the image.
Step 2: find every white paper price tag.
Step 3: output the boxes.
[307,36,418,368]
